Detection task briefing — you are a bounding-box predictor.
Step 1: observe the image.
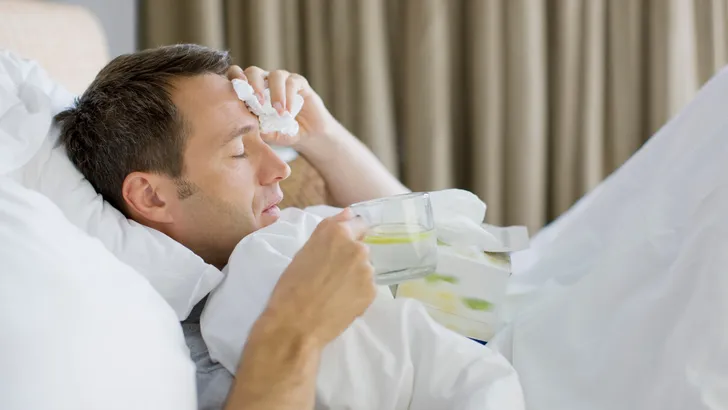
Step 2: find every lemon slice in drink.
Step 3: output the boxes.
[362,224,434,245]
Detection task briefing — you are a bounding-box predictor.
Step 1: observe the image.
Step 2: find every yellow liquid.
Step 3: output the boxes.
[363,224,435,244]
[362,224,437,285]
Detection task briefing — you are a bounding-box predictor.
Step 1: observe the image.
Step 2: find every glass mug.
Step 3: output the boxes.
[350,192,438,285]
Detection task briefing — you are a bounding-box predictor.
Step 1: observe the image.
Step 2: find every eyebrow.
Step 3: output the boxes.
[221,124,256,147]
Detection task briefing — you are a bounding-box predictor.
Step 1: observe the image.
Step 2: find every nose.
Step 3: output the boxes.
[252,137,291,186]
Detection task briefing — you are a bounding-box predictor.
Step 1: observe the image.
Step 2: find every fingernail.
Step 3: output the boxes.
[273,102,284,114]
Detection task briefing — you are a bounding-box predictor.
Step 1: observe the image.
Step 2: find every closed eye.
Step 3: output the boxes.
[233,152,248,159]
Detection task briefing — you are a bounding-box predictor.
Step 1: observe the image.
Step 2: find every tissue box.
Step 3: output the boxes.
[395,239,515,342]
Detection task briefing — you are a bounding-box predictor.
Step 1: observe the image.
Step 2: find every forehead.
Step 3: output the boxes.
[169,73,257,145]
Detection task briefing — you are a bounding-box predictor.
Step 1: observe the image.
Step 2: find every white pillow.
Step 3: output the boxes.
[0,51,67,175]
[0,177,197,410]
[0,50,222,319]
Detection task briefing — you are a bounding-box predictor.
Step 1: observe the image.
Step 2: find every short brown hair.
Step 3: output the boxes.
[55,44,232,214]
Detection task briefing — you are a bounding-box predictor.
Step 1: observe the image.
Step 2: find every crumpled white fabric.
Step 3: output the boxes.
[490,67,728,410]
[231,78,304,136]
[0,50,73,176]
[201,191,525,410]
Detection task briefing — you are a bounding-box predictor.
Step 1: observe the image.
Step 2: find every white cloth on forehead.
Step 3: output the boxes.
[231,78,304,136]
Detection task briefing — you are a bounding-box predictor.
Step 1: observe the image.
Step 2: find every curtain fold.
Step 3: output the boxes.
[140,0,728,232]
[468,0,505,224]
[355,0,398,173]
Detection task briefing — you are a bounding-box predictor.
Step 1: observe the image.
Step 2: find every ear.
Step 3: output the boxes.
[122,172,175,224]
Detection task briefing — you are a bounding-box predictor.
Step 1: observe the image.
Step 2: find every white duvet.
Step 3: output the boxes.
[491,67,728,410]
[201,206,525,410]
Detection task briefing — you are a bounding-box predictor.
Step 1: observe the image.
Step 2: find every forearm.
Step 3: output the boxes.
[225,313,321,410]
[296,121,409,207]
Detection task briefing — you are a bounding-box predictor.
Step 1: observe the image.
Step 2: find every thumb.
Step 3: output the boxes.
[331,208,369,239]
[330,208,355,222]
[345,216,369,240]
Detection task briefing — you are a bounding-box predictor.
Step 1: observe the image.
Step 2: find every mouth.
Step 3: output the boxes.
[262,196,283,215]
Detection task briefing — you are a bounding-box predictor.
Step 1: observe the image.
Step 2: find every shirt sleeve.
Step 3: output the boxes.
[182,323,234,410]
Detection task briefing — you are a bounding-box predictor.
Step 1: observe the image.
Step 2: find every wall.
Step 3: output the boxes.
[51,0,137,57]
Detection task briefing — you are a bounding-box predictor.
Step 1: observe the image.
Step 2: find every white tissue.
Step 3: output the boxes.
[429,190,529,252]
[231,78,304,136]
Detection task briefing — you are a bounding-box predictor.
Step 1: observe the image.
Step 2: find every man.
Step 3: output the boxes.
[55,44,408,409]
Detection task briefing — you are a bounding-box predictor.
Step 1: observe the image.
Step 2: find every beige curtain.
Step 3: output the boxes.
[140,0,728,233]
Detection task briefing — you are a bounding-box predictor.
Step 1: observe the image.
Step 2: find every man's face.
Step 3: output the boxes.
[166,73,291,267]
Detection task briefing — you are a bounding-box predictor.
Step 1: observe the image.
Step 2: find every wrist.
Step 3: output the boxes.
[251,307,323,352]
[294,118,348,157]
[230,307,321,410]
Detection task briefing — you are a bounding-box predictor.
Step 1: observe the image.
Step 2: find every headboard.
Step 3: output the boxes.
[0,0,109,95]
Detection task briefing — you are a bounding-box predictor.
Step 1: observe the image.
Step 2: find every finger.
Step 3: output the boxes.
[285,74,308,112]
[243,66,268,104]
[268,69,290,115]
[226,65,246,81]
[345,216,369,240]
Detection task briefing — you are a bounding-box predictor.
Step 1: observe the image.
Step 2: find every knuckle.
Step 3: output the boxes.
[360,265,375,284]
[354,242,370,257]
[270,69,289,78]
[361,281,376,301]
[244,65,264,75]
[290,73,306,81]
[290,73,309,88]
[226,65,244,77]
[330,223,349,238]
[346,245,370,267]
[286,73,306,85]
